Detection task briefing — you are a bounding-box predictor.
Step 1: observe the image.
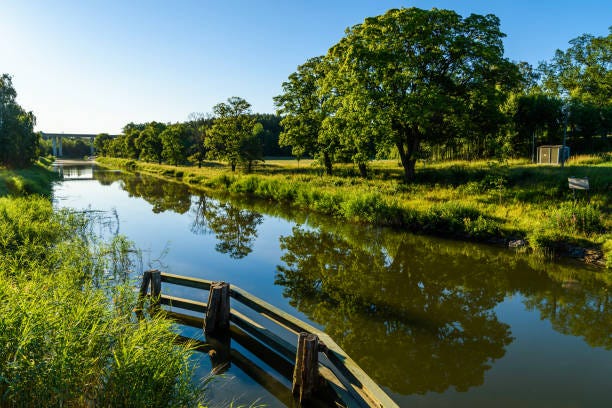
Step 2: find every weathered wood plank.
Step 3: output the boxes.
[230,285,397,407]
[161,272,212,290]
[230,309,296,362]
[138,270,151,298]
[160,294,207,313]
[168,310,295,379]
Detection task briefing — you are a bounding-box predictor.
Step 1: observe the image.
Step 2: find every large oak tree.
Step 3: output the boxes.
[324,8,518,181]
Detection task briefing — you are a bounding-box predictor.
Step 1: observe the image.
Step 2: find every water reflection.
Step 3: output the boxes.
[275,225,612,394]
[191,196,263,259]
[54,164,95,180]
[276,226,513,394]
[524,283,611,349]
[96,169,191,213]
[94,169,263,259]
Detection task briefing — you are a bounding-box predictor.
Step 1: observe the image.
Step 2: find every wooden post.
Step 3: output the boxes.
[138,270,152,298]
[292,332,320,403]
[204,281,230,334]
[150,269,161,307]
[135,270,152,312]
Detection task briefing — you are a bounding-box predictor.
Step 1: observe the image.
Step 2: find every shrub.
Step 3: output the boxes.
[547,202,604,236]
[424,202,482,234]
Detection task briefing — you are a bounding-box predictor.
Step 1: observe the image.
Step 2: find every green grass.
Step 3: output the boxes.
[97,155,611,266]
[0,195,204,407]
[0,160,58,196]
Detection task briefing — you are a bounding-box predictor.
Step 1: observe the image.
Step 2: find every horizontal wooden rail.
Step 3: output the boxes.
[170,311,347,408]
[161,272,212,290]
[157,272,398,408]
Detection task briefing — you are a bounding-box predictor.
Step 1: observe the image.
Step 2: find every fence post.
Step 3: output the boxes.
[150,269,161,308]
[135,270,152,312]
[292,332,320,403]
[138,270,152,297]
[204,282,230,334]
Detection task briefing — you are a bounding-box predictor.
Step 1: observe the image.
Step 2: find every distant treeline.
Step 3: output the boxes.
[93,110,290,168]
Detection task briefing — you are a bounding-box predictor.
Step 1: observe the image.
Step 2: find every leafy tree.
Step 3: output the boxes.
[136,122,166,163]
[252,113,288,157]
[93,133,113,156]
[274,57,336,174]
[161,123,190,166]
[540,28,612,108]
[323,8,518,181]
[0,74,39,167]
[207,97,262,172]
[186,112,213,167]
[510,93,563,158]
[539,29,612,148]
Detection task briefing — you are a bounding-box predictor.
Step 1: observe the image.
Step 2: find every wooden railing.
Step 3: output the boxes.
[138,270,398,408]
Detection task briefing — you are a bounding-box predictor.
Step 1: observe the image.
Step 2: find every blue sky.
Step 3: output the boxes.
[2,0,610,134]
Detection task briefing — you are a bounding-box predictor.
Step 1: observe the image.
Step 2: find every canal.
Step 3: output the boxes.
[53,163,612,407]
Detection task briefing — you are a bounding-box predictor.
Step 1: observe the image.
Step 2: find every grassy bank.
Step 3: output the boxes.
[0,167,203,406]
[0,158,58,196]
[97,155,611,267]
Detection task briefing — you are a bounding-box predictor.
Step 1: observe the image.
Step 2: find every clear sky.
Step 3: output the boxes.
[2,0,610,134]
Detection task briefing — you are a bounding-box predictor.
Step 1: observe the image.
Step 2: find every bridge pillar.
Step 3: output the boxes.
[58,135,63,157]
[52,135,57,156]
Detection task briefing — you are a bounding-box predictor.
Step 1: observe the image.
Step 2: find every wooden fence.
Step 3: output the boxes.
[137,270,398,408]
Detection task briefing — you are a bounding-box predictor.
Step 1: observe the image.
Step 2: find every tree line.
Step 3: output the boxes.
[2,7,610,174]
[274,8,611,180]
[95,100,288,171]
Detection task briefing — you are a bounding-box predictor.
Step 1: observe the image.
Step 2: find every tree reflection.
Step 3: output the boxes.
[191,195,263,259]
[276,226,514,394]
[524,278,611,349]
[276,225,612,394]
[94,170,191,214]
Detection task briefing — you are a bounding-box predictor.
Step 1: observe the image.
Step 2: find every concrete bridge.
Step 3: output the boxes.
[40,133,119,157]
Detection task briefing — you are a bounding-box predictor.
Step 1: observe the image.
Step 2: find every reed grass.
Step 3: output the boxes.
[0,196,204,407]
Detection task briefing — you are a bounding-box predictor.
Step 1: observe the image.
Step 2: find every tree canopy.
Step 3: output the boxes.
[323,7,519,181]
[0,74,39,168]
[206,97,263,172]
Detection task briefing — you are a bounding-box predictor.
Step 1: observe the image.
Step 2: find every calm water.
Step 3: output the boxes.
[53,164,612,408]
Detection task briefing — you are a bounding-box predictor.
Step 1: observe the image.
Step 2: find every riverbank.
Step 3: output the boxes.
[96,156,611,267]
[0,165,203,406]
[0,159,58,196]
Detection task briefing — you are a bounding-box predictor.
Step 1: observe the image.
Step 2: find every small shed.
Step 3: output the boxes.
[537,145,570,165]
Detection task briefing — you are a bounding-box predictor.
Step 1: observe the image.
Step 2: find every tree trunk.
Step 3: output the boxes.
[231,163,236,172]
[323,152,332,176]
[247,160,252,173]
[358,162,368,178]
[396,128,420,183]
